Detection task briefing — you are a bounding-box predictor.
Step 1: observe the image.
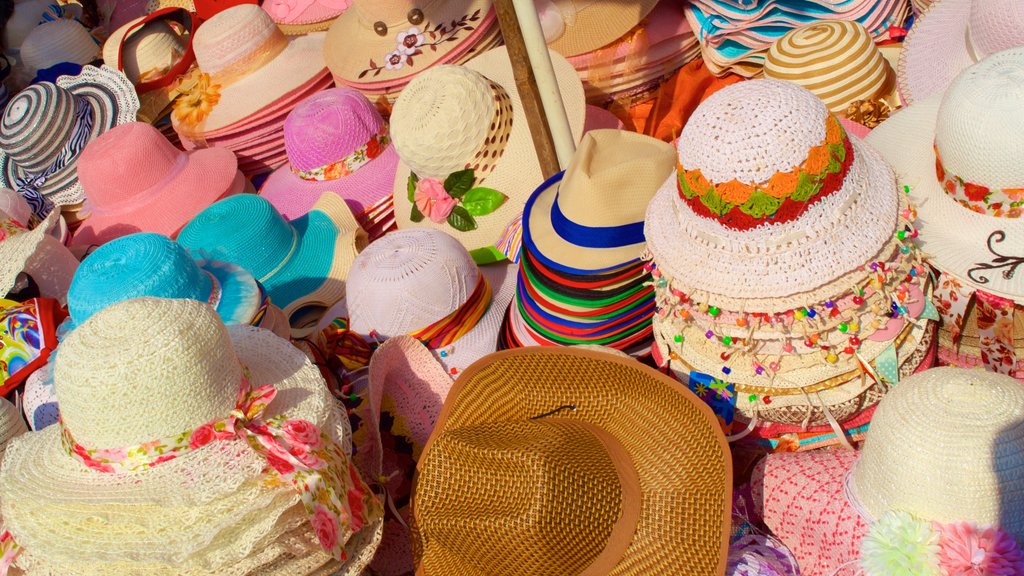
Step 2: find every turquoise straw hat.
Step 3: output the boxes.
[66,232,263,331]
[177,192,366,331]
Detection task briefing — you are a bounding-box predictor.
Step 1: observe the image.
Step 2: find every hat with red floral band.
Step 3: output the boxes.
[752,367,1024,576]
[866,46,1024,375]
[0,297,384,575]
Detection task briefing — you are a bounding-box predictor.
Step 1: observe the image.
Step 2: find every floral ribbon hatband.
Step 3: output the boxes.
[934,271,1018,374]
[11,373,385,568]
[935,145,1024,218]
[292,125,391,182]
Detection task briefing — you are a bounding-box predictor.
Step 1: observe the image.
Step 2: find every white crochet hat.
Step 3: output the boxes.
[867,46,1024,302]
[0,298,383,574]
[346,228,516,378]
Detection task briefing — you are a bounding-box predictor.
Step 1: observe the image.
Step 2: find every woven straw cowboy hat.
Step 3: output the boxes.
[535,0,659,57]
[391,45,585,260]
[764,20,898,115]
[0,66,139,210]
[866,46,1024,302]
[324,0,490,86]
[410,347,733,575]
[346,228,516,378]
[898,0,1024,105]
[752,367,1024,576]
[0,297,384,575]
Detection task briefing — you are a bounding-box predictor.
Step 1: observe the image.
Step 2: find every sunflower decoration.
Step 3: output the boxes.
[171,69,222,128]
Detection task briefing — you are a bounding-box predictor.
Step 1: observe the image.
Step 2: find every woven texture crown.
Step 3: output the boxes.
[968,0,1024,61]
[0,83,76,170]
[20,19,99,74]
[284,88,385,173]
[77,122,189,204]
[192,4,283,76]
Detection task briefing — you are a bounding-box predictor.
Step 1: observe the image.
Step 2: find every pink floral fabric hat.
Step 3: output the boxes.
[752,367,1024,576]
[259,88,399,240]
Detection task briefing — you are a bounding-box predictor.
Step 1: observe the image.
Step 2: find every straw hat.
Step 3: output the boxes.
[898,0,1024,105]
[391,46,585,260]
[866,46,1024,302]
[102,8,195,92]
[0,207,77,304]
[411,347,732,575]
[346,229,515,378]
[0,297,384,574]
[324,0,490,85]
[0,66,140,210]
[535,0,659,57]
[259,87,399,237]
[177,193,367,334]
[172,4,326,134]
[18,19,98,75]
[71,122,243,248]
[644,79,934,429]
[765,20,898,114]
[67,232,264,331]
[753,367,1024,575]
[0,396,27,457]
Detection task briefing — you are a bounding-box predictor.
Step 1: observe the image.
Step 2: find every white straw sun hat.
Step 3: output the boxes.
[18,19,99,75]
[346,228,516,378]
[866,46,1024,302]
[0,297,383,574]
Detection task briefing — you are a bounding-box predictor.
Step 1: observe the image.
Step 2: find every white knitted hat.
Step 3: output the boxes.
[0,298,382,573]
[346,229,517,378]
[867,46,1024,302]
[19,19,99,75]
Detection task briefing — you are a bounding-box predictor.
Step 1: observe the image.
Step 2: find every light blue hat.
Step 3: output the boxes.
[66,232,262,331]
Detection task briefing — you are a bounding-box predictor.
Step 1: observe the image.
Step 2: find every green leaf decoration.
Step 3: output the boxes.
[461,187,506,216]
[444,169,475,199]
[831,141,846,163]
[790,171,821,202]
[738,189,782,219]
[446,205,477,231]
[700,187,730,216]
[410,203,425,223]
[678,172,697,199]
[827,146,842,173]
[407,172,420,202]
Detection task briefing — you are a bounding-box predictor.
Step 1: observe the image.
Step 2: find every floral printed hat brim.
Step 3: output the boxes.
[324,0,492,86]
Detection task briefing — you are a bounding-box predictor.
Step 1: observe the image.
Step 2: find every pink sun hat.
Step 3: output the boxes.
[71,122,244,249]
[259,88,399,236]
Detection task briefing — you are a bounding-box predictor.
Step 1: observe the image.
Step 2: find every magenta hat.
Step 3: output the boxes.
[258,87,398,233]
[71,122,244,249]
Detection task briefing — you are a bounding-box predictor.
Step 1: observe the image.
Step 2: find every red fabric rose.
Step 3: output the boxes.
[188,424,216,449]
[963,182,990,202]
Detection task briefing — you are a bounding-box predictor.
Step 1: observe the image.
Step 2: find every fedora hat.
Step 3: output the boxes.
[0,297,384,574]
[765,20,898,117]
[898,0,1024,105]
[644,79,936,435]
[258,87,399,239]
[18,18,99,75]
[753,367,1024,576]
[0,66,139,214]
[171,3,327,135]
[535,0,660,57]
[411,347,732,575]
[177,192,367,334]
[346,228,516,378]
[390,45,585,261]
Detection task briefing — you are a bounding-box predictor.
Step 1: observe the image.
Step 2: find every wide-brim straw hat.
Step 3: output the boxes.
[537,0,660,57]
[866,46,1024,302]
[346,228,516,377]
[0,208,76,301]
[411,347,732,575]
[175,4,327,134]
[898,0,1024,105]
[0,66,140,208]
[0,297,383,574]
[752,367,1024,576]
[391,45,585,258]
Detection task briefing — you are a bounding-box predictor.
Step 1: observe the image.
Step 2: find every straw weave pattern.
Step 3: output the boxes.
[193,5,283,76]
[284,88,385,173]
[0,83,75,171]
[967,0,1024,61]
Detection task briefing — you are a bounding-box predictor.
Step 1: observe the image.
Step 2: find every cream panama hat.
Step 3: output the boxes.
[390,45,585,262]
[0,297,383,574]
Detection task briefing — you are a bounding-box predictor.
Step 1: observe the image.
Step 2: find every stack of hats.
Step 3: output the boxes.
[262,0,348,35]
[897,0,1024,105]
[171,4,332,178]
[644,79,936,449]
[684,0,909,77]
[561,0,700,109]
[258,87,399,241]
[764,20,899,128]
[867,46,1024,381]
[323,0,502,108]
[500,129,675,357]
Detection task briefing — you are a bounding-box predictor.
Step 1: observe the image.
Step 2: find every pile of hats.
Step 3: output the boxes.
[171,4,332,177]
[644,79,937,448]
[685,0,909,77]
[324,0,502,108]
[500,129,675,356]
